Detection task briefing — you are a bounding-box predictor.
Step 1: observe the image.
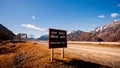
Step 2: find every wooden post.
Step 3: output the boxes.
[51,49,54,62]
[61,48,64,58]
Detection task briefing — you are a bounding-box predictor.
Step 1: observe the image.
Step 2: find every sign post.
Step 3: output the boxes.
[51,49,54,62]
[49,28,67,62]
[61,48,64,58]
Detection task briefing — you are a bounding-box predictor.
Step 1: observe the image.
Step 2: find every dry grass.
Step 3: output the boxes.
[0,42,24,68]
[0,41,114,68]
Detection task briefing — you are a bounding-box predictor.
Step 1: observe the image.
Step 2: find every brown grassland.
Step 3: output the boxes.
[0,41,119,68]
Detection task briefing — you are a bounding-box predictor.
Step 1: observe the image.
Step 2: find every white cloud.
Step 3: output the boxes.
[32,16,36,20]
[21,24,45,31]
[113,19,120,21]
[111,13,119,18]
[92,25,96,27]
[117,4,120,6]
[113,20,118,21]
[98,15,105,18]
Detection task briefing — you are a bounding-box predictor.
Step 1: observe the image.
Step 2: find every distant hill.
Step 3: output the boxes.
[27,34,36,40]
[0,24,15,41]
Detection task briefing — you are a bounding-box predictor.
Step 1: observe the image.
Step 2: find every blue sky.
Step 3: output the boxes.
[0,0,120,38]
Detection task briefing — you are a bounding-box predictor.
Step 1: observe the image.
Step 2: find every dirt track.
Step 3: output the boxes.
[67,44,120,68]
[38,41,120,68]
[68,44,120,57]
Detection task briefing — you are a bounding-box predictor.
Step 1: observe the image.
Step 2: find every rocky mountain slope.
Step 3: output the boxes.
[91,20,120,42]
[67,30,102,41]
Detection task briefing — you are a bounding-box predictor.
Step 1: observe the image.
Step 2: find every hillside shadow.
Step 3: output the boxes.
[55,59,111,68]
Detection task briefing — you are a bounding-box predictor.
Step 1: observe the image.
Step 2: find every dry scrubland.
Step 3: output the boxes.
[0,41,120,68]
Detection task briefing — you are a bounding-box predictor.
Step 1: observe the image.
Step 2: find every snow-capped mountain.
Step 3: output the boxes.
[67,20,120,41]
[92,20,120,34]
[67,30,76,34]
[91,20,120,42]
[37,34,48,40]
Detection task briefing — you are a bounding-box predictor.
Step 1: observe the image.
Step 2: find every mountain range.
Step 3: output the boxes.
[37,35,48,40]
[38,20,120,42]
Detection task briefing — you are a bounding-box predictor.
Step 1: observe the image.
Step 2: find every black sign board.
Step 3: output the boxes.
[49,28,67,48]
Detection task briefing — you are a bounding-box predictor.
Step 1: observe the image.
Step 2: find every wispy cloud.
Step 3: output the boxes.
[113,19,120,21]
[98,15,105,18]
[28,34,39,38]
[117,4,120,6]
[111,13,119,18]
[92,25,96,27]
[21,24,45,31]
[32,16,36,20]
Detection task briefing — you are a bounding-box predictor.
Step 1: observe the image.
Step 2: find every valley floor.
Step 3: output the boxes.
[0,41,120,68]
